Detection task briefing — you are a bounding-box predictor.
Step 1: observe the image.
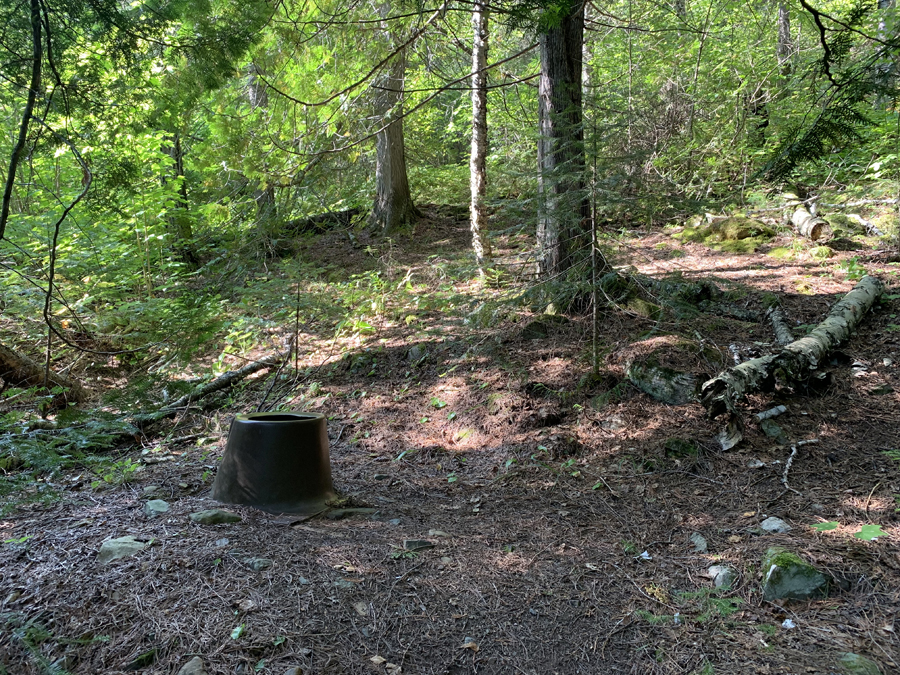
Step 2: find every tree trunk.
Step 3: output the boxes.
[469,2,491,271]
[248,63,278,224]
[537,4,589,279]
[790,205,827,240]
[162,132,199,267]
[369,48,419,235]
[0,341,87,403]
[0,0,41,242]
[777,4,792,76]
[701,276,884,418]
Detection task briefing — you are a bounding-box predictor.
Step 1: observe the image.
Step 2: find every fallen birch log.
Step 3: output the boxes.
[784,191,828,241]
[766,306,795,346]
[701,275,884,418]
[0,341,88,402]
[790,206,828,240]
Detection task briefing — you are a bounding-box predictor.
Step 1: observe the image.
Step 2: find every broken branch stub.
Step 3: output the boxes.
[701,275,884,418]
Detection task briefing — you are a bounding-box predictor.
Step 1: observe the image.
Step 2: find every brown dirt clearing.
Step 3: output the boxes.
[2,210,900,674]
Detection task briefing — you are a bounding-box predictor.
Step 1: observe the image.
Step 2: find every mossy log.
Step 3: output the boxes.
[0,341,88,403]
[701,276,884,418]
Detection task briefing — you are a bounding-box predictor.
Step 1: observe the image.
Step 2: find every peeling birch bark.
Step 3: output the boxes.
[701,275,884,418]
[469,2,491,271]
[766,306,795,346]
[790,205,827,240]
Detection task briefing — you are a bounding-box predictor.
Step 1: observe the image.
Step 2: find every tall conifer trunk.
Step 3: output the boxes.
[162,131,199,267]
[369,49,419,235]
[248,63,277,224]
[536,3,589,279]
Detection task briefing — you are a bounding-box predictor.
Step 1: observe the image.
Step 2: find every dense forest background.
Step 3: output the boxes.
[2,0,898,385]
[3,1,900,674]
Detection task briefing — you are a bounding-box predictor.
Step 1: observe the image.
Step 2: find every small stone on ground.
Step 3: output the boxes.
[176,656,207,675]
[143,499,169,518]
[838,652,882,675]
[762,547,828,601]
[189,509,242,525]
[403,539,435,551]
[760,516,791,533]
[98,536,147,564]
[689,532,708,553]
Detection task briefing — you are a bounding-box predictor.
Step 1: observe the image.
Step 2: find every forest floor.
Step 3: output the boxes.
[2,205,900,675]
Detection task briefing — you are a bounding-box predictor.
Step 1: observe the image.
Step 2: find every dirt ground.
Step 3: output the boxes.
[2,208,900,674]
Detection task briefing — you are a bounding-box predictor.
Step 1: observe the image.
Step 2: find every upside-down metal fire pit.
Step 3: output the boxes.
[212,412,336,514]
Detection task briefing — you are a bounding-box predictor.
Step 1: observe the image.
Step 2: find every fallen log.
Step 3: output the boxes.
[784,191,828,241]
[0,341,88,402]
[132,349,290,427]
[790,205,827,240]
[766,306,795,346]
[701,275,884,418]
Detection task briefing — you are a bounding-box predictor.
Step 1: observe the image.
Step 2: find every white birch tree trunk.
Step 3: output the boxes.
[469,2,491,272]
[777,4,793,76]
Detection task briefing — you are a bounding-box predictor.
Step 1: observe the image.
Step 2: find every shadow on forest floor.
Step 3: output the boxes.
[2,206,900,674]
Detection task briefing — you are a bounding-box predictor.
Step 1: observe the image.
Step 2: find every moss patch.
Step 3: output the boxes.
[767,246,795,260]
[809,245,834,260]
[625,297,661,319]
[673,216,776,253]
[762,547,828,601]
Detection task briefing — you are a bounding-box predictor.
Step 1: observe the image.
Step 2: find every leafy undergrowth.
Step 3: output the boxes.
[2,205,900,674]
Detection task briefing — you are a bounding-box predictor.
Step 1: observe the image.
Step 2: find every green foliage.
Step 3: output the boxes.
[0,407,138,501]
[811,521,887,540]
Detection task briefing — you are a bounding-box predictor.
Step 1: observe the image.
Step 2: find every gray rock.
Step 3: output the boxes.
[761,547,828,601]
[707,565,737,589]
[373,473,390,480]
[428,529,451,538]
[760,516,792,533]
[403,539,435,551]
[143,499,170,518]
[838,652,882,675]
[189,509,242,525]
[689,532,708,553]
[759,418,788,443]
[142,485,162,497]
[407,346,426,362]
[747,459,766,469]
[626,362,699,405]
[281,668,303,675]
[214,538,230,547]
[98,536,147,564]
[176,656,208,675]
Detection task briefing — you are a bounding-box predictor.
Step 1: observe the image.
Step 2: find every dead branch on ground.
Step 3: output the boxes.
[701,275,884,418]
